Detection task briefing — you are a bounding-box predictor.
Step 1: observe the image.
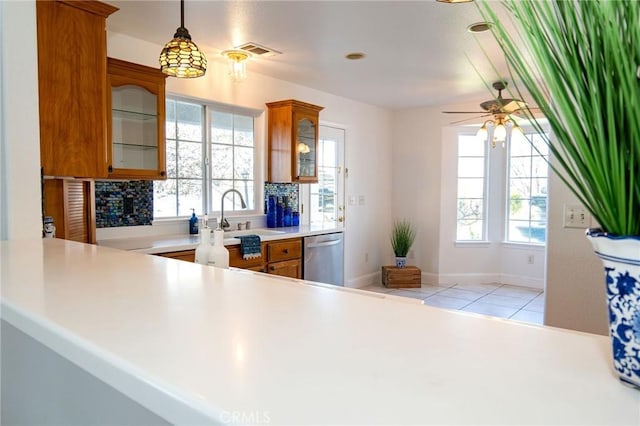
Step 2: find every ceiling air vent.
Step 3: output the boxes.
[237,42,281,58]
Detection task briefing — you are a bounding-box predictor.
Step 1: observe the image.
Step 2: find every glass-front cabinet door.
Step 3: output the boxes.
[107,58,167,180]
[294,114,317,182]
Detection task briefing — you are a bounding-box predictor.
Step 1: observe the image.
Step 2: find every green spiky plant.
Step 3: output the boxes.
[478,0,640,236]
[391,220,416,257]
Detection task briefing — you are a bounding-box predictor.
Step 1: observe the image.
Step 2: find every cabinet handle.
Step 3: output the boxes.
[160,171,166,176]
[108,165,113,173]
[283,248,289,254]
[270,266,276,271]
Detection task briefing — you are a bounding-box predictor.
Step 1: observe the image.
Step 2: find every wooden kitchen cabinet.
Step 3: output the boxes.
[43,178,96,244]
[266,100,324,183]
[265,238,303,279]
[107,58,167,179]
[154,237,303,279]
[36,0,118,178]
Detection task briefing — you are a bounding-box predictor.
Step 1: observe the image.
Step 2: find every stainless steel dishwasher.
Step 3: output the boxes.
[303,232,344,286]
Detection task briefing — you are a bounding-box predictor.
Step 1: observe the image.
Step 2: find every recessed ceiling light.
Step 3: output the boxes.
[467,22,493,33]
[345,52,366,60]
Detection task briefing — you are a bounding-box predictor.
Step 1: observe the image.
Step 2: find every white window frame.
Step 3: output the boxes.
[155,96,262,220]
[504,130,549,245]
[455,132,489,242]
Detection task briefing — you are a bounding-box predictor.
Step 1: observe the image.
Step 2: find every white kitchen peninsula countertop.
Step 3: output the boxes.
[1,239,638,425]
[97,224,343,253]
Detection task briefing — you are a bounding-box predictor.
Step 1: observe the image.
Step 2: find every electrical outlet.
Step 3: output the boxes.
[564,204,591,228]
[358,195,365,205]
[364,252,369,263]
[348,195,357,206]
[527,255,534,264]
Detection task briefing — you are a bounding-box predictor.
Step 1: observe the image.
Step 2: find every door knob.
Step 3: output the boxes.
[338,216,344,223]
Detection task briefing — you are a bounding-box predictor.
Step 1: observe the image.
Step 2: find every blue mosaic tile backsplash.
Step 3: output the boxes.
[95,181,153,228]
[264,182,299,213]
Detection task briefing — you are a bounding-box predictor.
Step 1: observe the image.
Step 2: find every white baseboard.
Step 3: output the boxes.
[347,271,543,291]
[432,272,543,290]
[346,271,381,289]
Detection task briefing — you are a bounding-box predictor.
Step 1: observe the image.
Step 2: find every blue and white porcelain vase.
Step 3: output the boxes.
[395,257,407,269]
[586,229,640,389]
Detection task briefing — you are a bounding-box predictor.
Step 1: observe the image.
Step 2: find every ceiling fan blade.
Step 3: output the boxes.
[449,113,492,125]
[502,100,528,113]
[442,111,488,114]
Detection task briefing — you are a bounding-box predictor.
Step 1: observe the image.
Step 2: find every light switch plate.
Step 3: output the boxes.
[348,195,357,206]
[564,204,591,228]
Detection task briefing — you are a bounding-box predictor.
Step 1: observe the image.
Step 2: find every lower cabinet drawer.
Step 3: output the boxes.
[156,250,195,262]
[266,259,302,279]
[266,238,302,263]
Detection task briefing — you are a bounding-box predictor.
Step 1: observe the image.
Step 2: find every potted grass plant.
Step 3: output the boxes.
[478,0,640,389]
[391,219,416,269]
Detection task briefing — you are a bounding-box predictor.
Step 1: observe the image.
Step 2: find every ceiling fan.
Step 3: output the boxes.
[442,81,532,125]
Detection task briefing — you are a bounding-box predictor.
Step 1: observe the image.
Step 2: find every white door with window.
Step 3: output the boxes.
[300,125,345,228]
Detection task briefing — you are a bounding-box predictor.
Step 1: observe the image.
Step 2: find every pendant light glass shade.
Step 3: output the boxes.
[159,0,207,78]
[222,50,250,82]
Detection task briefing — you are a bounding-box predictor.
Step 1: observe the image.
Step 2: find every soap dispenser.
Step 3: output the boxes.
[208,225,229,269]
[189,208,199,235]
[194,215,211,265]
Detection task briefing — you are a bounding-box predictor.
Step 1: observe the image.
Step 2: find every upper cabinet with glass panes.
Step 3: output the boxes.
[266,100,324,183]
[107,58,167,180]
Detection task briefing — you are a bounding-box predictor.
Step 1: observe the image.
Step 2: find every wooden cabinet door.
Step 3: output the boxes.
[107,58,167,180]
[43,178,96,244]
[267,259,302,279]
[36,0,118,178]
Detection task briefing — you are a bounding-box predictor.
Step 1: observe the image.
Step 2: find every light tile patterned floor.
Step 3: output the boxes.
[361,282,545,325]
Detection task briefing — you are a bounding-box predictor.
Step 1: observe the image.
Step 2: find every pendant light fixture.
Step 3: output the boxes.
[159,0,207,78]
[221,50,251,82]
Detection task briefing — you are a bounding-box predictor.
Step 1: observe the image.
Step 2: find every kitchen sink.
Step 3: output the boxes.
[224,229,286,238]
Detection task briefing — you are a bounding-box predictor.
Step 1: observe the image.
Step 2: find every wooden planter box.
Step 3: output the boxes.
[382,266,421,288]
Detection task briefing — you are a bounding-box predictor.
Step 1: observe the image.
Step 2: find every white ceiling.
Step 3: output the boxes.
[106,1,511,111]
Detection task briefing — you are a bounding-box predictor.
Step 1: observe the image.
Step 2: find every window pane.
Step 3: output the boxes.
[510,133,531,156]
[458,158,485,177]
[211,111,233,145]
[177,102,202,141]
[177,141,202,178]
[211,144,233,179]
[234,146,254,179]
[166,100,176,139]
[458,135,484,156]
[234,115,254,147]
[177,179,202,217]
[457,199,483,222]
[457,220,484,241]
[154,179,177,218]
[166,139,177,178]
[457,178,484,198]
[509,157,531,177]
[234,180,254,210]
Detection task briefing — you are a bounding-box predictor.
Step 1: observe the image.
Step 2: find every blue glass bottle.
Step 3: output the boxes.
[267,195,277,228]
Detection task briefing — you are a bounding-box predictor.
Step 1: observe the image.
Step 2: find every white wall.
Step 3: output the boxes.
[391,106,447,283]
[0,1,42,240]
[544,158,608,335]
[106,32,393,288]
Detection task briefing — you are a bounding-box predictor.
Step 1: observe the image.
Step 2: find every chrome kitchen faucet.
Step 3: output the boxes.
[220,189,247,230]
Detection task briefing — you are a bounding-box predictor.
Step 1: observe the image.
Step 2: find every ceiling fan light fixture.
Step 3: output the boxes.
[222,50,250,82]
[159,0,207,78]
